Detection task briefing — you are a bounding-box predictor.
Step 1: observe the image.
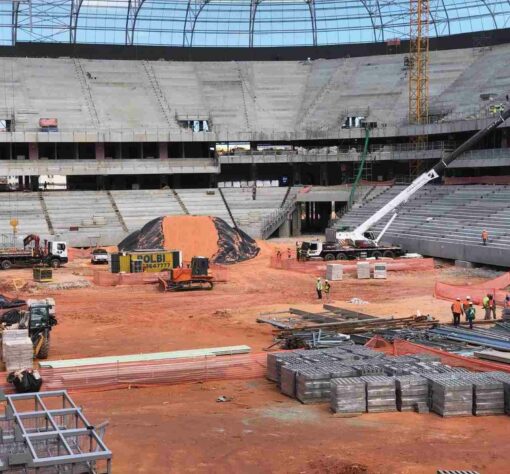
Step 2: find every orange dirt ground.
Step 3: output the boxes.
[0,242,508,473]
[162,215,220,261]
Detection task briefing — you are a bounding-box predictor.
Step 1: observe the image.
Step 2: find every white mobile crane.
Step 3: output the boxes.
[300,107,510,261]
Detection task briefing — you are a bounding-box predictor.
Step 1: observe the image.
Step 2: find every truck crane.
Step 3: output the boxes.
[335,107,510,246]
[299,107,510,261]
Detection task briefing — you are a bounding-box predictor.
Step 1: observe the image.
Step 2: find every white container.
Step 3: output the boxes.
[357,261,371,279]
[373,262,388,279]
[326,263,343,281]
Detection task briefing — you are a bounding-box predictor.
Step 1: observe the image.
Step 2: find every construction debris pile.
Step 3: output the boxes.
[258,305,437,349]
[267,346,510,417]
[119,215,259,264]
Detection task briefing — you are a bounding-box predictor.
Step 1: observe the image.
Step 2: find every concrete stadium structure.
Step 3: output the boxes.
[0,25,509,266]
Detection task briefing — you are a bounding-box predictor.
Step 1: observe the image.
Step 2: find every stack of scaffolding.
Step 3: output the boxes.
[331,378,366,414]
[361,376,397,413]
[395,375,429,411]
[1,329,33,372]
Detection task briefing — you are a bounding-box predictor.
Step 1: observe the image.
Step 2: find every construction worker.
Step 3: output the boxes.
[323,280,331,302]
[462,296,471,319]
[482,229,489,246]
[316,278,323,299]
[287,248,292,259]
[451,298,463,327]
[489,294,497,320]
[483,293,491,320]
[465,302,476,330]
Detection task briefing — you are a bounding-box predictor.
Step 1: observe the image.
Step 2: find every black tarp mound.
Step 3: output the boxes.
[118,215,259,264]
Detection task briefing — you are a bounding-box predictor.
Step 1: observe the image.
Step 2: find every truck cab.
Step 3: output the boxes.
[46,241,68,266]
[299,241,323,259]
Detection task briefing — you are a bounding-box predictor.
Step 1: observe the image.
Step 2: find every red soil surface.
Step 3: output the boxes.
[162,215,219,261]
[0,241,508,473]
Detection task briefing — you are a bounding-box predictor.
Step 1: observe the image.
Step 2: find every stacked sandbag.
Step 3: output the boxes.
[2,329,33,372]
[330,378,367,414]
[361,376,397,413]
[395,375,429,412]
[426,375,473,417]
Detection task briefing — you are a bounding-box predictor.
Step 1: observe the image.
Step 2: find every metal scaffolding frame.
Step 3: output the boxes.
[0,389,112,473]
[3,0,510,47]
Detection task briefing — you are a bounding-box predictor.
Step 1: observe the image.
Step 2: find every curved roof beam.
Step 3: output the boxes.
[359,0,379,42]
[249,0,261,47]
[183,0,210,47]
[11,0,21,44]
[70,0,85,43]
[478,0,498,28]
[126,0,145,45]
[306,0,317,46]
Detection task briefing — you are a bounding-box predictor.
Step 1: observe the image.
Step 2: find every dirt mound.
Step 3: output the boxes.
[118,215,259,264]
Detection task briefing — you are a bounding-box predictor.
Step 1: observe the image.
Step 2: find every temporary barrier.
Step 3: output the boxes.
[0,352,267,394]
[434,272,510,305]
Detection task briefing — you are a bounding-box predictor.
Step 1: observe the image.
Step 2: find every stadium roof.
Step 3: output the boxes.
[0,0,509,48]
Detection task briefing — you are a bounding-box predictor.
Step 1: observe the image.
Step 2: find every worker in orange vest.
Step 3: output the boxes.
[451,297,463,327]
[482,229,489,246]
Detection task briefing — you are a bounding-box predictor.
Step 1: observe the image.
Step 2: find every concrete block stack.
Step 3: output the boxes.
[295,366,334,404]
[357,262,370,279]
[330,378,366,414]
[266,352,304,384]
[426,375,473,417]
[395,375,429,412]
[487,371,510,414]
[468,373,505,416]
[280,361,312,398]
[2,329,33,373]
[326,264,343,281]
[361,375,397,413]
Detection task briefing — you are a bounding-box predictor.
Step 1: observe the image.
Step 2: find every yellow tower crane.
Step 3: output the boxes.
[408,0,430,178]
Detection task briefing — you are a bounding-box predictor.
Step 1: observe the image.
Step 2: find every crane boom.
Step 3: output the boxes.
[341,107,510,241]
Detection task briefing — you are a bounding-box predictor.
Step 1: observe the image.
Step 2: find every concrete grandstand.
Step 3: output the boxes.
[0,10,508,266]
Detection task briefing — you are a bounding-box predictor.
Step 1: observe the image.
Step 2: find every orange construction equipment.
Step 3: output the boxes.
[158,256,214,291]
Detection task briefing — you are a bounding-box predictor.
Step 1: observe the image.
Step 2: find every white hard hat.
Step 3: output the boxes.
[466,296,471,299]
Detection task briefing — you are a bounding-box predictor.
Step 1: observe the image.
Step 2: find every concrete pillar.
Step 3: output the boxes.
[292,164,301,185]
[115,143,122,159]
[331,201,337,220]
[28,143,38,161]
[159,142,168,160]
[292,206,301,236]
[209,174,218,188]
[172,174,181,188]
[95,142,105,161]
[279,217,291,237]
[250,163,257,183]
[319,163,328,186]
[74,143,79,160]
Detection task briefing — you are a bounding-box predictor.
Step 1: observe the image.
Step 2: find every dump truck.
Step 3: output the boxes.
[158,257,214,291]
[0,234,68,270]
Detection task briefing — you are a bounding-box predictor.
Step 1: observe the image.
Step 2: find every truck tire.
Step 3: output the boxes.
[1,260,12,270]
[336,253,347,260]
[371,251,383,259]
[324,253,335,261]
[383,250,395,258]
[49,258,61,269]
[36,338,50,359]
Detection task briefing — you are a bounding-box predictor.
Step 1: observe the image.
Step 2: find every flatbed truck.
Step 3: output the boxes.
[0,234,68,270]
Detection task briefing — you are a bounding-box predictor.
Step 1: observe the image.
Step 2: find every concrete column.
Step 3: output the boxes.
[95,142,105,161]
[292,206,301,236]
[172,174,181,188]
[159,142,169,160]
[74,143,79,160]
[292,164,301,185]
[279,217,291,237]
[319,163,328,185]
[115,143,122,159]
[209,174,218,188]
[28,143,38,161]
[250,163,257,183]
[331,201,337,220]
